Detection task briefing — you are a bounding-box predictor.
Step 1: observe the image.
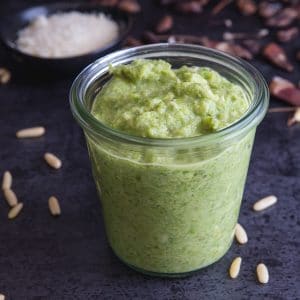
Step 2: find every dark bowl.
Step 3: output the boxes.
[0,2,132,76]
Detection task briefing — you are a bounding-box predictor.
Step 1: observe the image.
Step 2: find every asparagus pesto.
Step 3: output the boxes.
[87,59,254,274]
[92,59,249,138]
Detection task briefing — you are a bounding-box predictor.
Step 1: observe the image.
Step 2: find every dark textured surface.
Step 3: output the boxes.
[0,1,299,299]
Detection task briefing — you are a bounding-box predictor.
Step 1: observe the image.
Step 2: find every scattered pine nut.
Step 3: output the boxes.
[229,257,242,279]
[256,263,269,284]
[16,126,45,138]
[44,153,62,169]
[8,202,23,219]
[0,293,5,300]
[0,67,11,84]
[2,171,12,190]
[235,223,248,244]
[3,189,18,207]
[253,195,277,211]
[48,196,61,216]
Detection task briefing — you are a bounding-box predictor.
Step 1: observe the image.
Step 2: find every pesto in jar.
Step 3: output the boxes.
[88,59,253,275]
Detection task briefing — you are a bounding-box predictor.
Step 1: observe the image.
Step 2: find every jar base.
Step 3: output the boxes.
[121,261,204,278]
[111,238,234,278]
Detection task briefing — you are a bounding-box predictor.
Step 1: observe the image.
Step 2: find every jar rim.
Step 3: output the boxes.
[69,43,269,147]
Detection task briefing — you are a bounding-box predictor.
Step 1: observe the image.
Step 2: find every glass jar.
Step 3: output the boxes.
[70,44,269,277]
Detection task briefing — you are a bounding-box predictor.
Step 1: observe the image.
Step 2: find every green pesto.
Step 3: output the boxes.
[91,59,249,138]
[88,59,253,275]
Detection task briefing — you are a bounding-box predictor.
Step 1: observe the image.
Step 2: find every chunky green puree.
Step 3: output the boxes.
[88,59,254,274]
[92,59,249,138]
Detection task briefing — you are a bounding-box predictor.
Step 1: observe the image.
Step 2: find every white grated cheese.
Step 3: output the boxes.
[16,11,119,58]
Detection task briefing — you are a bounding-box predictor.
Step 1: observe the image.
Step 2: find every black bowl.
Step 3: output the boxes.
[0,2,132,76]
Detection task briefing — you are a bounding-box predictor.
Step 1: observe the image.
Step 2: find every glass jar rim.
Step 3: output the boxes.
[69,43,269,147]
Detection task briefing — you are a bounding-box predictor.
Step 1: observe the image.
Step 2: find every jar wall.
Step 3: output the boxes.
[70,44,269,276]
[85,128,255,275]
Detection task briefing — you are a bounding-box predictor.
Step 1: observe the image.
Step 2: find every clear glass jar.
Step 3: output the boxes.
[70,44,269,277]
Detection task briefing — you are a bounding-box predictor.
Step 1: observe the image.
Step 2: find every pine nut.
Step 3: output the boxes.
[235,223,248,244]
[3,189,18,207]
[16,126,45,138]
[8,202,23,219]
[0,293,5,300]
[48,196,61,216]
[44,153,62,169]
[256,263,269,284]
[2,171,12,190]
[229,257,242,279]
[253,195,277,211]
[0,67,11,84]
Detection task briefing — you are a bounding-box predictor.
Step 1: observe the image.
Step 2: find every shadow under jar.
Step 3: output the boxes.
[70,44,269,277]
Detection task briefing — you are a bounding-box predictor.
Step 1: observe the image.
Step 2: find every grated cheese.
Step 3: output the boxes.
[16,11,119,58]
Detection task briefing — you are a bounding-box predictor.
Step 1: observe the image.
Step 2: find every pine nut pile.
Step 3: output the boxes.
[229,195,278,284]
[1,126,62,220]
[1,125,63,298]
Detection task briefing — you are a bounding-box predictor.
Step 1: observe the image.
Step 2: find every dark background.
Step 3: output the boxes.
[0,1,299,299]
